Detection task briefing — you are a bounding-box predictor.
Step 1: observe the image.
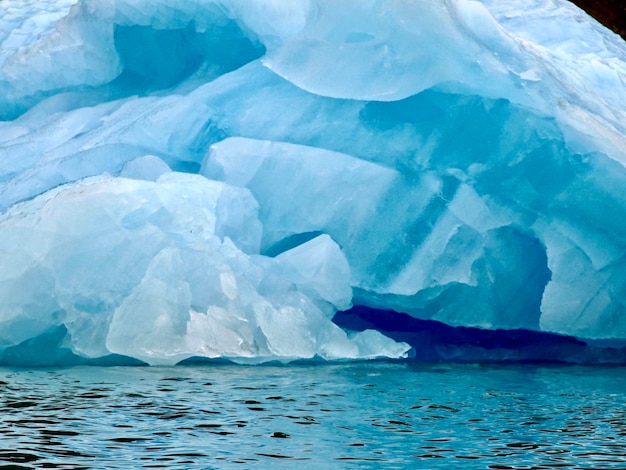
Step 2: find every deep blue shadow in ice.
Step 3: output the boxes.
[334,305,626,364]
[112,19,264,94]
[263,231,326,257]
[113,24,207,92]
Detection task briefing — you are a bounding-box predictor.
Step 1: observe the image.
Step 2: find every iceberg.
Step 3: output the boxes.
[0,0,625,365]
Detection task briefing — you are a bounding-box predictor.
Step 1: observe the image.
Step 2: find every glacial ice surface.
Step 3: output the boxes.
[0,0,626,365]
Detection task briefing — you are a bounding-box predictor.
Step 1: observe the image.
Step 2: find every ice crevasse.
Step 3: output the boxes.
[0,0,625,365]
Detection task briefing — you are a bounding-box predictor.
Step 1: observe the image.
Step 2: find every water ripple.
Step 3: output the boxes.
[0,363,625,468]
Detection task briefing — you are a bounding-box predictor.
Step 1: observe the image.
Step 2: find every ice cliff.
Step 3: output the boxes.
[0,0,625,366]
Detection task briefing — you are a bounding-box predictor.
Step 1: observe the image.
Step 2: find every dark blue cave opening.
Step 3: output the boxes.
[334,305,626,364]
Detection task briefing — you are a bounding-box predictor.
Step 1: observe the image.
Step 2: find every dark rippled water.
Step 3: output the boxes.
[1,362,625,469]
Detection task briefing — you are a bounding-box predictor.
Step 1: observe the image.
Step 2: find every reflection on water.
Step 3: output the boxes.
[1,362,625,469]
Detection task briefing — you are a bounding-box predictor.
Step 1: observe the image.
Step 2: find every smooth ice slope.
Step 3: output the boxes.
[0,0,625,365]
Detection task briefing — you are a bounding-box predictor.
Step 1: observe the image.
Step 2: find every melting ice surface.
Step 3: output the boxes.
[0,0,625,366]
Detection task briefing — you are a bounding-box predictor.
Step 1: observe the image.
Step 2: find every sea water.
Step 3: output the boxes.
[1,362,625,469]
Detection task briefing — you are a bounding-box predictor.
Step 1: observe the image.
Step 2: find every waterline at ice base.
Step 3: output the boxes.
[1,0,625,366]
